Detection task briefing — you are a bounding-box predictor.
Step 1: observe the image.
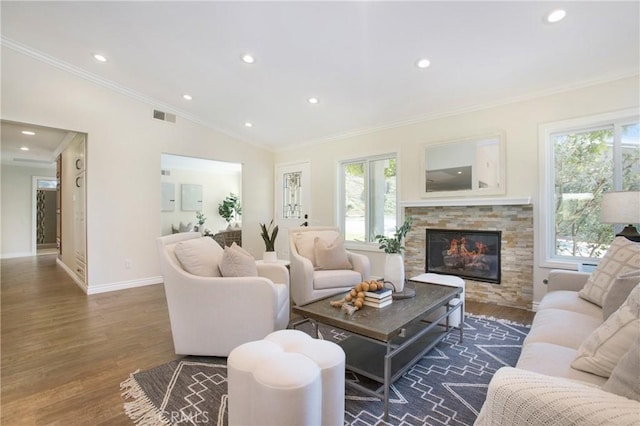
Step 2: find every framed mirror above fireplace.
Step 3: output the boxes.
[425,228,502,284]
[421,132,505,198]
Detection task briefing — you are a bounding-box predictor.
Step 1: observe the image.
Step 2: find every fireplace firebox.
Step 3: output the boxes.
[425,228,501,284]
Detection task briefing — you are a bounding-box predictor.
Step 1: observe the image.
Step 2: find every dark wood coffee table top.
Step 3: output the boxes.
[292,281,461,342]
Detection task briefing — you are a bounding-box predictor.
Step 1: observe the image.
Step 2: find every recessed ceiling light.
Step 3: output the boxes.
[244,122,253,128]
[241,54,255,64]
[416,58,431,69]
[308,97,319,104]
[183,94,193,100]
[20,146,29,151]
[21,130,35,135]
[93,53,108,62]
[545,9,566,23]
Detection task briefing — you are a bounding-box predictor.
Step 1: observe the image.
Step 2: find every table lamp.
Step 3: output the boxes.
[600,191,640,241]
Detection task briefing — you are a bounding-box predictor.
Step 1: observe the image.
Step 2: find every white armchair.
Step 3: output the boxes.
[157,232,290,356]
[289,227,371,306]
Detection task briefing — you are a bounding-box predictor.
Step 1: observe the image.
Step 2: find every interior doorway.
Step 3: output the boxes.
[33,176,58,255]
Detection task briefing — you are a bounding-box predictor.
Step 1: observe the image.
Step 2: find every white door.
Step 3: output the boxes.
[274,162,311,259]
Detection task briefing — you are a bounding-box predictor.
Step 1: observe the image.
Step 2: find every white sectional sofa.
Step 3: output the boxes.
[476,237,640,426]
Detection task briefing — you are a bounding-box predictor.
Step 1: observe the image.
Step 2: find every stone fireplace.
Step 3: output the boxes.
[403,199,533,310]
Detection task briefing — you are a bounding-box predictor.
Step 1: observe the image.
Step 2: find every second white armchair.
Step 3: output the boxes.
[289,226,371,306]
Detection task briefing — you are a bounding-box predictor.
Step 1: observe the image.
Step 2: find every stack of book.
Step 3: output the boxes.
[363,287,393,308]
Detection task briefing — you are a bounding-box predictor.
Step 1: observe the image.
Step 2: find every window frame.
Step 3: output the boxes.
[538,107,639,269]
[338,152,398,251]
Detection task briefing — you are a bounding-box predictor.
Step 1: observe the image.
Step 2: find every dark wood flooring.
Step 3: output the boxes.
[1,254,534,425]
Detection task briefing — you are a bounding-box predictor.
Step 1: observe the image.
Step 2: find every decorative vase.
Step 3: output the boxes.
[384,253,405,292]
[263,251,278,263]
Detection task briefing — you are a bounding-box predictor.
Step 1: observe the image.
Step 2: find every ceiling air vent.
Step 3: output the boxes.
[153,109,176,123]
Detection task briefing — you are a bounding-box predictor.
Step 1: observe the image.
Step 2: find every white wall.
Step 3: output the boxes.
[1,164,55,258]
[1,46,275,293]
[274,76,640,305]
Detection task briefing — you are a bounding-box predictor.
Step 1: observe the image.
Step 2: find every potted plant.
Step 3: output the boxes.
[218,193,242,228]
[260,220,279,263]
[195,211,207,235]
[375,216,413,294]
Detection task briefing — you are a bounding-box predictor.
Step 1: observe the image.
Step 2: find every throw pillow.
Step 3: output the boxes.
[579,237,640,307]
[293,230,340,267]
[602,340,640,401]
[571,284,640,377]
[219,242,258,277]
[314,235,352,270]
[603,270,640,320]
[174,237,223,277]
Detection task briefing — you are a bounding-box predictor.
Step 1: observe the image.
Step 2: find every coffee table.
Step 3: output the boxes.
[291,280,463,420]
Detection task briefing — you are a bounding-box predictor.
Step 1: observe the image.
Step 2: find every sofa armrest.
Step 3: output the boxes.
[546,269,591,292]
[475,367,640,426]
[256,262,289,286]
[346,251,371,281]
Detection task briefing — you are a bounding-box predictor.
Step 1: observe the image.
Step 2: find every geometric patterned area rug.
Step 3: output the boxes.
[121,314,529,426]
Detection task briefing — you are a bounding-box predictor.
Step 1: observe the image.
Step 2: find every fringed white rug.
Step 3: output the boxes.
[121,314,529,426]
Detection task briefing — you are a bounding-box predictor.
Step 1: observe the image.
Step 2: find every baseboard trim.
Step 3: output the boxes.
[56,258,88,293]
[532,301,540,312]
[86,276,163,295]
[1,251,34,259]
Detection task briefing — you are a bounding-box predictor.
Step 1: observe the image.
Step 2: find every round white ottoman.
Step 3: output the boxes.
[228,329,345,426]
[416,273,465,328]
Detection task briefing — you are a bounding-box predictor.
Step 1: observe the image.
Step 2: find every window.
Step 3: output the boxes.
[541,109,639,266]
[340,154,397,245]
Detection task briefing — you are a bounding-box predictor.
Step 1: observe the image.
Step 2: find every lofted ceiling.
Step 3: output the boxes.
[1,1,639,163]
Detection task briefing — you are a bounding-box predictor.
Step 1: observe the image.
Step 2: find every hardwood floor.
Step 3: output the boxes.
[1,255,535,425]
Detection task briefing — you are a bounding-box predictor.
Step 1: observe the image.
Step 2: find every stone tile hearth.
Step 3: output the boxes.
[404,203,533,310]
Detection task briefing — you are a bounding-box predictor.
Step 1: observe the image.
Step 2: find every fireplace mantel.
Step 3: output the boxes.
[401,196,531,208]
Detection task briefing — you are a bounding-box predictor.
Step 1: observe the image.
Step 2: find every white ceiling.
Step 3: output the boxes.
[1,1,639,160]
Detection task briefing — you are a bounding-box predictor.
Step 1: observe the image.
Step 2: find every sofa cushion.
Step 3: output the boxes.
[516,342,607,386]
[602,340,640,401]
[537,290,602,319]
[572,284,639,378]
[314,235,352,270]
[293,229,340,267]
[313,269,362,290]
[579,237,640,307]
[602,270,640,320]
[174,237,223,277]
[523,308,603,350]
[219,242,258,277]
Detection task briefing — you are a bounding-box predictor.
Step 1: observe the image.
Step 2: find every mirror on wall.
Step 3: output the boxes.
[160,154,242,236]
[421,133,505,197]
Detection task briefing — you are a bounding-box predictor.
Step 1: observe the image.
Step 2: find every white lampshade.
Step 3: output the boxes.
[600,191,640,224]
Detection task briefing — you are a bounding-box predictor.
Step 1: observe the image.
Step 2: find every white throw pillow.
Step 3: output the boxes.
[219,242,257,277]
[314,235,352,270]
[579,237,640,307]
[602,270,640,320]
[602,340,640,401]
[572,284,640,377]
[174,237,223,277]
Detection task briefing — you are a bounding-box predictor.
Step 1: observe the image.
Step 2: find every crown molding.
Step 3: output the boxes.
[278,70,640,152]
[1,37,274,152]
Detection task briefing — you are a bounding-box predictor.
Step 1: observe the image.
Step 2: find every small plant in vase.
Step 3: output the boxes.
[259,220,279,263]
[375,216,414,296]
[195,211,206,234]
[218,193,242,228]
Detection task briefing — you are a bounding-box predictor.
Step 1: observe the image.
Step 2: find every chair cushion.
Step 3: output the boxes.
[219,242,258,277]
[314,236,352,270]
[602,270,640,319]
[293,230,340,267]
[523,308,602,350]
[572,284,640,378]
[579,237,640,307]
[313,269,362,290]
[174,237,223,277]
[538,290,602,319]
